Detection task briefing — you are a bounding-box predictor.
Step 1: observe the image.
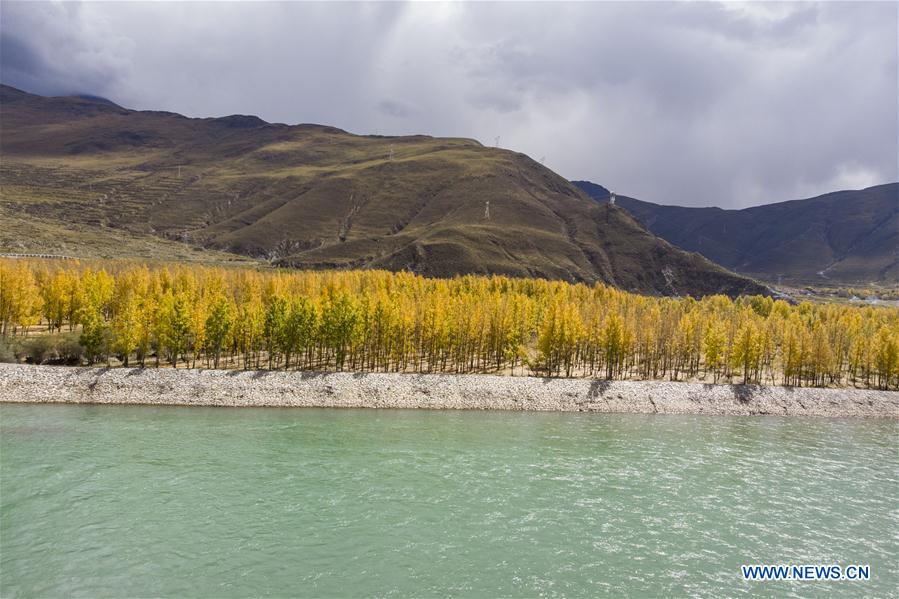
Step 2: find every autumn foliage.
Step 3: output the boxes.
[1,259,897,389]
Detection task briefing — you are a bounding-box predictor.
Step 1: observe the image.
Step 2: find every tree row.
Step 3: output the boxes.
[1,260,897,389]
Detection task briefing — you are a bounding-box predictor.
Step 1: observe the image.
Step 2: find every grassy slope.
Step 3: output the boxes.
[0,208,259,264]
[574,180,899,286]
[0,85,767,296]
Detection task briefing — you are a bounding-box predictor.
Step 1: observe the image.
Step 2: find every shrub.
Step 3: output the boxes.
[22,336,55,364]
[20,333,85,365]
[55,334,86,365]
[0,337,17,363]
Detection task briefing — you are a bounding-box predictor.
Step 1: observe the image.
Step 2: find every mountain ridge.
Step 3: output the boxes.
[0,84,768,297]
[573,180,899,286]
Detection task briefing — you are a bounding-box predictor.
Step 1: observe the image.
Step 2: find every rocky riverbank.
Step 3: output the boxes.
[0,364,896,418]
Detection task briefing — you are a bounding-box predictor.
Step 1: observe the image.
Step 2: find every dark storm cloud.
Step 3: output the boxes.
[0,2,127,97]
[1,1,895,208]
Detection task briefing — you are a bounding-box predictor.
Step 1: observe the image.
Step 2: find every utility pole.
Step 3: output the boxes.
[484,200,490,220]
[494,136,500,148]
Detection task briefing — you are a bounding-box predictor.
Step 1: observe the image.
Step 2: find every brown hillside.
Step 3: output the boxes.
[0,85,767,296]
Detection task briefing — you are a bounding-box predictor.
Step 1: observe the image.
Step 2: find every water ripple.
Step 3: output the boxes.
[1,406,897,598]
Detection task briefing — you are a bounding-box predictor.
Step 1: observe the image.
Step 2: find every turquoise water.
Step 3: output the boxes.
[1,404,896,598]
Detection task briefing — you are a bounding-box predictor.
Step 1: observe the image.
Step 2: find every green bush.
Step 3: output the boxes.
[55,334,86,365]
[20,333,85,365]
[0,336,17,363]
[22,336,54,364]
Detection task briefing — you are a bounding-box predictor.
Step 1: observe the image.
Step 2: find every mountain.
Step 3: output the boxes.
[575,180,611,202]
[0,85,768,296]
[574,181,898,286]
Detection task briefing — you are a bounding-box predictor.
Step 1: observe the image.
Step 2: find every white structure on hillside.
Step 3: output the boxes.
[609,192,616,205]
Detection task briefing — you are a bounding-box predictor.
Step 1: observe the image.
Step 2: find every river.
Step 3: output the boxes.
[1,404,896,597]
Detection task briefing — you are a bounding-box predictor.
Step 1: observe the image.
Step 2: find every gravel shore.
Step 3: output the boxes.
[0,364,896,418]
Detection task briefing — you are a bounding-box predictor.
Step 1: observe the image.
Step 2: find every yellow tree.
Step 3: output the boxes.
[874,325,898,390]
[205,294,233,369]
[110,280,141,366]
[79,300,108,365]
[703,318,727,382]
[38,268,71,333]
[283,295,317,371]
[731,319,761,384]
[0,262,42,336]
[602,313,624,379]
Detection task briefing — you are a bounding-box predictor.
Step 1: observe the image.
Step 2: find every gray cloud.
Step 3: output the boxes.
[376,99,415,119]
[1,1,895,208]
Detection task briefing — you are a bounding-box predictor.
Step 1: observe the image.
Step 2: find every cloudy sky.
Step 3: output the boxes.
[1,1,896,208]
